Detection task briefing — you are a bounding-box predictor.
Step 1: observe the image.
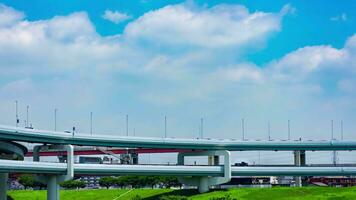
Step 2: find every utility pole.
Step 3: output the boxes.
[54,108,57,131]
[15,100,19,127]
[288,120,291,140]
[242,118,245,140]
[90,112,93,135]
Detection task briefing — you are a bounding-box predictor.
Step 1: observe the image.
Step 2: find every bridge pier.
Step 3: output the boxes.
[0,173,8,200]
[34,144,74,200]
[178,150,231,193]
[294,150,306,187]
[47,176,60,200]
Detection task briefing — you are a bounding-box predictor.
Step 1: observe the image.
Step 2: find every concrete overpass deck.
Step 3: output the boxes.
[1,125,356,151]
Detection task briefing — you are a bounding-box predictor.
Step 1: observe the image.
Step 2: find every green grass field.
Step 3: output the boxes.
[8,187,356,200]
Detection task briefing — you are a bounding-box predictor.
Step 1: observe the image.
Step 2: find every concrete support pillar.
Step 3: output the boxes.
[294,150,305,187]
[47,176,59,200]
[0,173,8,200]
[199,177,209,193]
[34,145,74,200]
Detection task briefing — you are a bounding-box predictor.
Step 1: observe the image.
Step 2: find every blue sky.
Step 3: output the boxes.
[0,0,356,165]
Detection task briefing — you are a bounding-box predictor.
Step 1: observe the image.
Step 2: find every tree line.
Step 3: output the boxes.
[17,174,181,190]
[98,175,182,189]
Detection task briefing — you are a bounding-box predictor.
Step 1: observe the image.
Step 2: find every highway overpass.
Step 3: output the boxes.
[1,124,356,200]
[1,125,356,151]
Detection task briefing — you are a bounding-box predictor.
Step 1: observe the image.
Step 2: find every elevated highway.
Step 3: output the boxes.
[1,125,356,151]
[2,160,356,177]
[1,124,356,199]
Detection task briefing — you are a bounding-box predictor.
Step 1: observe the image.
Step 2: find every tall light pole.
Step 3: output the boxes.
[90,112,93,135]
[341,120,344,140]
[242,118,245,140]
[288,120,291,140]
[268,122,271,141]
[331,120,337,166]
[200,117,204,139]
[126,114,129,136]
[164,116,167,138]
[331,120,334,140]
[54,108,57,131]
[15,100,19,127]
[26,105,29,127]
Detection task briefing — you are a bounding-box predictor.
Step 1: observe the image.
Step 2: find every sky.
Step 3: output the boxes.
[0,0,356,164]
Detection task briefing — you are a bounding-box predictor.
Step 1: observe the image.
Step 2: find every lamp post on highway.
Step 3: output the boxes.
[341,120,344,140]
[26,105,29,127]
[90,112,93,135]
[242,118,245,140]
[126,114,129,136]
[200,117,204,139]
[164,116,167,138]
[331,120,334,140]
[288,120,291,140]
[54,108,57,131]
[268,122,271,141]
[15,100,19,127]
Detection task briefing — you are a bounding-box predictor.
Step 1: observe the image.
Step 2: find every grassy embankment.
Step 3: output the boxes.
[8,187,356,200]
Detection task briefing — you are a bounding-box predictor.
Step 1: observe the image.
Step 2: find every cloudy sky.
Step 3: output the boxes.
[0,0,355,164]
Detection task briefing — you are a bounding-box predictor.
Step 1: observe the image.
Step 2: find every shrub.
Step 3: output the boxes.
[99,177,116,189]
[18,175,35,189]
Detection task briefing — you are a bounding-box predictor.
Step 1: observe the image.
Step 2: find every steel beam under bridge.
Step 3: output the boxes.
[2,160,356,177]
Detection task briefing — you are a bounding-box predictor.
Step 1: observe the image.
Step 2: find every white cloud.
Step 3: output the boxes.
[124,4,284,48]
[102,10,131,24]
[330,13,347,22]
[268,45,347,82]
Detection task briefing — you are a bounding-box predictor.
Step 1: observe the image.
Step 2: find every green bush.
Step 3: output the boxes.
[160,195,188,200]
[99,177,117,189]
[18,174,47,190]
[18,175,35,189]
